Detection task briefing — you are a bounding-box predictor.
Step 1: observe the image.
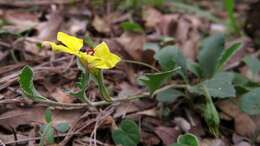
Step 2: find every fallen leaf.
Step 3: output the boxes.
[0,107,83,130]
[51,88,74,103]
[200,138,227,146]
[116,32,146,61]
[234,113,256,137]
[154,126,181,145]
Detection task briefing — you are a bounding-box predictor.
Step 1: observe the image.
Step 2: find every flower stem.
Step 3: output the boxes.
[94,69,112,102]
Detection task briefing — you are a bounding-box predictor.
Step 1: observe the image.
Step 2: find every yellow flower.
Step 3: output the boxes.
[44,32,121,70]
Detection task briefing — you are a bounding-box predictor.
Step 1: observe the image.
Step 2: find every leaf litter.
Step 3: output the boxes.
[0,0,259,146]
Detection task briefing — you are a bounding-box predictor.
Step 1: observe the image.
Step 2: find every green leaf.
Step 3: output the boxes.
[217,43,241,70]
[121,21,143,33]
[44,108,52,123]
[143,42,160,53]
[155,46,187,72]
[40,123,55,146]
[71,71,89,102]
[224,0,240,34]
[198,33,225,78]
[244,55,260,75]
[177,133,199,146]
[18,65,47,101]
[240,88,260,115]
[138,68,180,94]
[190,72,236,98]
[112,119,140,146]
[170,133,199,146]
[187,61,203,78]
[154,46,188,81]
[201,86,220,136]
[55,122,70,133]
[156,88,184,103]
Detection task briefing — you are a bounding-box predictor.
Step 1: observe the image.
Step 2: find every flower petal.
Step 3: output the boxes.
[94,42,111,58]
[57,32,83,51]
[93,42,121,69]
[46,41,79,56]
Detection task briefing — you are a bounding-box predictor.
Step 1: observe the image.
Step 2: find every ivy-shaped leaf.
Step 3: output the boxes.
[138,68,180,94]
[112,119,140,146]
[18,65,47,101]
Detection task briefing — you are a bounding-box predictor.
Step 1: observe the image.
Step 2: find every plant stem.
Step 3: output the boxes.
[122,59,160,72]
[35,83,188,108]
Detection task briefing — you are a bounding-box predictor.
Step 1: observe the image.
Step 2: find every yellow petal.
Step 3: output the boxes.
[57,32,83,51]
[94,42,111,58]
[46,41,79,56]
[93,42,121,69]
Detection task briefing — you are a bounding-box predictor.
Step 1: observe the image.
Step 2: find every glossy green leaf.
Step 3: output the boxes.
[190,72,236,98]
[112,119,140,146]
[121,21,143,32]
[18,65,47,101]
[156,88,184,103]
[138,68,180,94]
[56,122,70,133]
[217,43,241,70]
[240,88,260,115]
[198,33,224,78]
